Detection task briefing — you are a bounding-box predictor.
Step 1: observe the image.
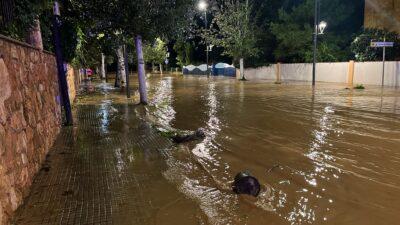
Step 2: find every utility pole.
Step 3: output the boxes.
[312,0,318,86]
[52,1,73,125]
[198,1,209,77]
[205,10,209,77]
[382,36,386,86]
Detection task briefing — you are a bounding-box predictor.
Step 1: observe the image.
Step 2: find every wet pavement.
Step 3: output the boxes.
[13,74,400,225]
[12,80,204,225]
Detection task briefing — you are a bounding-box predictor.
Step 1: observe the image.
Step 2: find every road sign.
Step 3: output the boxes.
[370,41,394,48]
[370,38,394,86]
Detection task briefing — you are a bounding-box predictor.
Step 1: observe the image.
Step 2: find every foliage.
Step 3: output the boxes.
[173,40,194,66]
[143,38,167,65]
[1,0,90,65]
[351,28,400,62]
[0,0,52,40]
[207,0,260,62]
[65,0,194,67]
[1,0,369,69]
[270,0,314,63]
[2,0,194,69]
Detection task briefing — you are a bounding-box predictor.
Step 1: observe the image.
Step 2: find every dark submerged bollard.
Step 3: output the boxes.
[172,128,206,143]
[232,171,261,197]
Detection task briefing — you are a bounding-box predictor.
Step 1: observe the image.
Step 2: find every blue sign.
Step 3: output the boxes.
[370,42,394,47]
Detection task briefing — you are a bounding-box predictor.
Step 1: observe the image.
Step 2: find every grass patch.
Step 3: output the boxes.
[354,84,365,89]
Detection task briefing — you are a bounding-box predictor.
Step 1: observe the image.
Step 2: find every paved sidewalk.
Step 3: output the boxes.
[12,82,199,225]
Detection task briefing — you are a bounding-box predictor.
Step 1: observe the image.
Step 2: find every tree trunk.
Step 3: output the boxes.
[239,58,245,80]
[101,53,106,79]
[83,68,88,81]
[114,52,120,87]
[159,64,163,74]
[135,35,148,104]
[152,62,155,73]
[117,46,127,87]
[26,19,43,50]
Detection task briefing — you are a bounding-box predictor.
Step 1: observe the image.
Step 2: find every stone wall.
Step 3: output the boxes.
[0,35,62,225]
[364,0,400,34]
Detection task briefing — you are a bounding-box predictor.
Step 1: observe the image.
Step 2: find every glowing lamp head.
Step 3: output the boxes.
[198,1,208,11]
[318,21,327,34]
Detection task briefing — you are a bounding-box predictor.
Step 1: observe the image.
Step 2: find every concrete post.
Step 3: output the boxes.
[276,63,281,83]
[26,19,43,50]
[347,60,355,87]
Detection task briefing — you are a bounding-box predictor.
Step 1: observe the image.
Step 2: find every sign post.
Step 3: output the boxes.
[370,39,394,87]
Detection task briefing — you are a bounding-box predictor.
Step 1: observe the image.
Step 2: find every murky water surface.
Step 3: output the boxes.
[95,74,400,225]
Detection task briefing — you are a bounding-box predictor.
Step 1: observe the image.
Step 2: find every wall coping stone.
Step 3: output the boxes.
[0,34,54,56]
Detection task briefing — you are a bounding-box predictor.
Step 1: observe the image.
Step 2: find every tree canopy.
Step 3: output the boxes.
[351,28,400,62]
[144,38,168,65]
[1,0,195,69]
[207,0,259,63]
[3,0,394,69]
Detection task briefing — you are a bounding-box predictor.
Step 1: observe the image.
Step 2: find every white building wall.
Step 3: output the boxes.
[244,61,400,87]
[354,61,400,86]
[244,66,275,80]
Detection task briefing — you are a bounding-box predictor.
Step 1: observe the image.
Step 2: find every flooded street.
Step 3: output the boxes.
[13,74,400,225]
[144,74,400,225]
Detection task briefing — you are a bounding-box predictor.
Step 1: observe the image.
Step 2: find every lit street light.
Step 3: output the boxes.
[318,21,327,34]
[198,0,210,77]
[312,0,327,86]
[198,0,207,11]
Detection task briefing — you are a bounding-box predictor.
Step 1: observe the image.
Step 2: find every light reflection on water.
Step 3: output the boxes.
[150,77,175,128]
[153,79,241,224]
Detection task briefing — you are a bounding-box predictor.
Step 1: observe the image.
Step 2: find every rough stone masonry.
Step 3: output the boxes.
[0,35,62,225]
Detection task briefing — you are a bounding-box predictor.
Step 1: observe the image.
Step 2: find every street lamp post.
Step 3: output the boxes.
[198,0,209,77]
[312,0,327,86]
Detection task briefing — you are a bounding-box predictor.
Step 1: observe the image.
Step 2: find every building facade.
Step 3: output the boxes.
[364,0,400,33]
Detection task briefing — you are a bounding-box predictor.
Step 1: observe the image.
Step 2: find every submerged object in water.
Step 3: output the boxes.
[172,128,206,143]
[232,171,261,197]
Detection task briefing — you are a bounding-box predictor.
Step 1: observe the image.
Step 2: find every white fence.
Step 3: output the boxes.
[244,61,400,87]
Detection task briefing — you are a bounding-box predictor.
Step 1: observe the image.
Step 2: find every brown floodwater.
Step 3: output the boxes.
[96,74,400,225]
